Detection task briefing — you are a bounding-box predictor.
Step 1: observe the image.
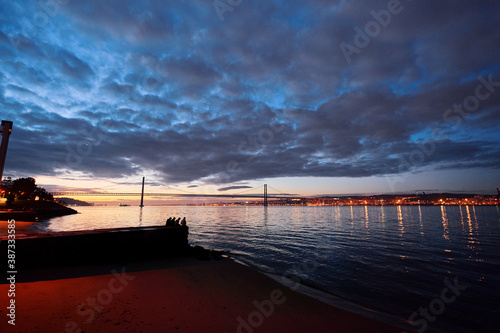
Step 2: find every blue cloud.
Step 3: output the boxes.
[0,0,498,192]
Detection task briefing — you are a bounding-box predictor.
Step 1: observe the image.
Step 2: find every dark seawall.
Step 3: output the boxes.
[1,226,190,271]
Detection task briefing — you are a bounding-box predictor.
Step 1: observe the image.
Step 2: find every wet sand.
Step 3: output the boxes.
[0,220,37,236]
[0,256,407,333]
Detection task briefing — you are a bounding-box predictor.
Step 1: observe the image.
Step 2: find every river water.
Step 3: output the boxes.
[28,205,500,332]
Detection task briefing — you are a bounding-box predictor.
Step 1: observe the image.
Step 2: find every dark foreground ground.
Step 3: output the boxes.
[0,221,411,332]
[0,255,409,333]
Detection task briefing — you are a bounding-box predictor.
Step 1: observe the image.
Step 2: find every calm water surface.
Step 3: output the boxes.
[29,205,500,332]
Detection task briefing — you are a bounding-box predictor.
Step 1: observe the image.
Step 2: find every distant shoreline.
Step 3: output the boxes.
[0,200,77,222]
[194,200,500,207]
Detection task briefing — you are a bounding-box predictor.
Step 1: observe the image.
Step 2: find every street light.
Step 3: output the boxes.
[0,120,13,183]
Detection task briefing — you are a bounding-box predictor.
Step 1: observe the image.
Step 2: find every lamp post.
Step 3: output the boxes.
[0,120,13,183]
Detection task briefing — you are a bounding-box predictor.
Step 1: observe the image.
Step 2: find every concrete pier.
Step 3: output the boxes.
[0,225,190,270]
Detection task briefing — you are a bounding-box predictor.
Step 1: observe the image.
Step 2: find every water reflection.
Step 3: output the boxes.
[466,206,473,234]
[464,206,479,254]
[418,206,423,235]
[350,206,354,230]
[397,206,404,236]
[138,207,143,226]
[472,206,478,228]
[364,205,369,228]
[459,206,464,229]
[466,213,482,262]
[441,205,449,240]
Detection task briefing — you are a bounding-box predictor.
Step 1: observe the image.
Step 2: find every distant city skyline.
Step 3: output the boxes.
[1,1,499,198]
[52,186,500,207]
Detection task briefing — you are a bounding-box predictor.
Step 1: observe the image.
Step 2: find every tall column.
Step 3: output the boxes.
[264,184,268,207]
[0,120,13,183]
[140,177,145,207]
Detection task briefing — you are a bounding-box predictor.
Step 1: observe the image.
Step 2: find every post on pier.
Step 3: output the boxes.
[264,184,268,207]
[140,177,145,207]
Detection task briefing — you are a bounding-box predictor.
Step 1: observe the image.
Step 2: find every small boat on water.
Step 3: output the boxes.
[119,203,130,207]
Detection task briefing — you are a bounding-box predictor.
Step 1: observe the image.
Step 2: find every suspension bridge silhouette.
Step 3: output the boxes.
[50,184,299,205]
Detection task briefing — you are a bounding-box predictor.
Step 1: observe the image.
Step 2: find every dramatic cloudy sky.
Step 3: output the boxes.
[1,0,499,197]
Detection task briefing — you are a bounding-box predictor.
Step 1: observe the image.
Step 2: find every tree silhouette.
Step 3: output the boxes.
[33,187,54,201]
[8,177,54,201]
[6,192,15,207]
[11,177,37,200]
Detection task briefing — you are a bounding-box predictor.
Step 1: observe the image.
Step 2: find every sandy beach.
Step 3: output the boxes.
[0,220,37,235]
[0,255,407,333]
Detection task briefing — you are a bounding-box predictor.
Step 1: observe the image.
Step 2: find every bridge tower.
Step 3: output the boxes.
[264,184,268,207]
[140,177,145,207]
[0,120,13,183]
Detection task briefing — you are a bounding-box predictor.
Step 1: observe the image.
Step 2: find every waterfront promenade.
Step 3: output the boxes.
[0,221,405,332]
[0,255,404,333]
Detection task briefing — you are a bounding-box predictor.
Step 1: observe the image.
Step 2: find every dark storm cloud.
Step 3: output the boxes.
[0,0,499,186]
[54,49,95,81]
[218,186,252,192]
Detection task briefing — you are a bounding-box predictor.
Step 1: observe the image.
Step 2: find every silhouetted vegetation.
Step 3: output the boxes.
[2,177,54,207]
[1,177,77,219]
[57,197,93,206]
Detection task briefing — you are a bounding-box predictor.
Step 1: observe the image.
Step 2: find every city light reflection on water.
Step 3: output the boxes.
[441,205,449,240]
[29,205,500,333]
